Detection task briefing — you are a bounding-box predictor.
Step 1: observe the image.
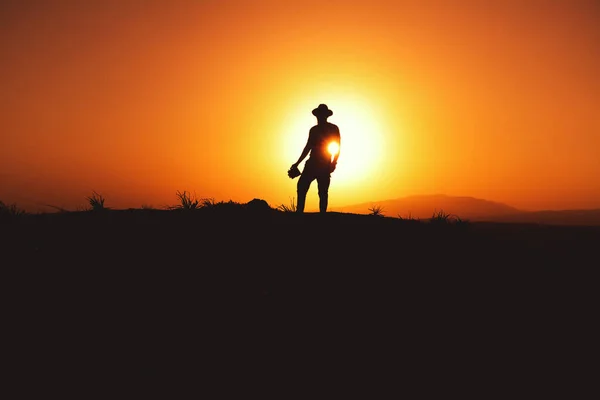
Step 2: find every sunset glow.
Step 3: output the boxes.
[325,98,387,186]
[1,1,599,213]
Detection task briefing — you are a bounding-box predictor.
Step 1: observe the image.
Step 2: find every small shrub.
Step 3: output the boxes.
[245,198,271,213]
[368,204,385,217]
[86,191,107,211]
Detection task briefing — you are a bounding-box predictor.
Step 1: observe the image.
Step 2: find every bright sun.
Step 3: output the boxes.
[279,93,393,191]
[328,141,339,157]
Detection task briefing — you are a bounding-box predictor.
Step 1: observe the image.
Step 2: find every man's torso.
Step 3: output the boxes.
[306,122,340,169]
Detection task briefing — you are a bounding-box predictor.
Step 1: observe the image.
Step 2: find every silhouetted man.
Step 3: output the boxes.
[290,103,341,213]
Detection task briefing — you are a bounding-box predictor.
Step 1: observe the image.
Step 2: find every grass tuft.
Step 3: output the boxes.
[44,204,69,213]
[200,197,217,208]
[429,209,468,226]
[168,190,203,211]
[397,212,417,221]
[0,200,26,217]
[86,191,107,211]
[276,197,297,213]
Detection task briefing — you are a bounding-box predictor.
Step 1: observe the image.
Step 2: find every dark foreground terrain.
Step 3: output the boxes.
[2,203,599,395]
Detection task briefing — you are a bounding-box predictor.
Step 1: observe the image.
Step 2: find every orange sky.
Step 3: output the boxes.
[1,0,599,212]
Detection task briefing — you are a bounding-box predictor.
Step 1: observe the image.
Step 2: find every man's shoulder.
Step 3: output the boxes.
[310,122,340,133]
[327,122,340,133]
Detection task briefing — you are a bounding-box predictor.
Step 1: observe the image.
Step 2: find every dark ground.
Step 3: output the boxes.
[2,206,598,395]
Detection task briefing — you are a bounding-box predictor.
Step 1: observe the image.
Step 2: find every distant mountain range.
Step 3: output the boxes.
[332,194,600,226]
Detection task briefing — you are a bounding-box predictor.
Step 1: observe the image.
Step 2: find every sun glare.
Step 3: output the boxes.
[328,141,339,157]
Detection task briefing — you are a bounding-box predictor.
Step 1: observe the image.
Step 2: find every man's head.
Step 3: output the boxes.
[312,104,333,122]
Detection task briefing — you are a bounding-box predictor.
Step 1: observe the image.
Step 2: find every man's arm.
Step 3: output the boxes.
[292,143,310,167]
[292,131,312,168]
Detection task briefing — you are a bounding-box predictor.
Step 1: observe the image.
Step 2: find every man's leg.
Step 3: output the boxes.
[296,173,312,213]
[317,174,331,213]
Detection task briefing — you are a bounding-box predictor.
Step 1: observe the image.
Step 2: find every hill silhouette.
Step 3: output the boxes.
[488,208,600,226]
[332,194,521,219]
[333,194,600,225]
[3,199,597,387]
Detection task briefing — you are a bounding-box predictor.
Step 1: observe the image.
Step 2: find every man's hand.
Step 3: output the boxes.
[330,161,337,173]
[288,163,301,179]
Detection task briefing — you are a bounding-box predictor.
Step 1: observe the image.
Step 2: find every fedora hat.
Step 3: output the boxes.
[312,103,333,118]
